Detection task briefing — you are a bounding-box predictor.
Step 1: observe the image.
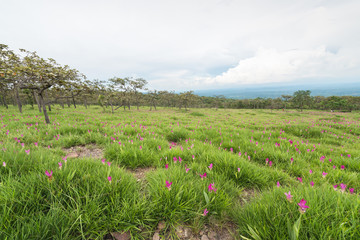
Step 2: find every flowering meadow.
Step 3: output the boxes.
[0,106,359,239]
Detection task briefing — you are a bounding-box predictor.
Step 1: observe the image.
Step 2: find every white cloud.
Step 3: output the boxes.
[193,46,359,88]
[1,0,359,90]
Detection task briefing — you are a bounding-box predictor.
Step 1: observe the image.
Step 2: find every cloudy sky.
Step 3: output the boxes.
[1,0,359,91]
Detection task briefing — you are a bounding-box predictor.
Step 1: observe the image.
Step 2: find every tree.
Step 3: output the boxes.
[281,95,292,110]
[0,44,22,112]
[292,90,312,112]
[18,49,85,123]
[128,77,148,110]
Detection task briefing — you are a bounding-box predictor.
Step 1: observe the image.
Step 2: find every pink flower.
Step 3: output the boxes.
[265,158,269,165]
[349,188,354,194]
[101,159,106,165]
[341,165,345,170]
[322,172,328,178]
[208,163,213,170]
[165,180,172,190]
[192,155,195,159]
[186,168,190,173]
[310,181,314,187]
[298,177,303,183]
[173,157,178,163]
[333,185,338,190]
[107,162,111,167]
[237,168,241,172]
[139,146,142,150]
[45,170,53,180]
[158,146,161,150]
[2,162,6,167]
[309,169,313,174]
[34,142,38,147]
[25,149,30,155]
[290,158,294,164]
[108,176,112,183]
[298,199,309,214]
[269,161,273,167]
[200,173,207,179]
[58,162,62,170]
[203,208,209,216]
[165,164,168,169]
[62,156,68,163]
[208,183,217,193]
[178,157,182,163]
[284,191,293,202]
[340,183,347,192]
[333,165,336,169]
[277,181,280,187]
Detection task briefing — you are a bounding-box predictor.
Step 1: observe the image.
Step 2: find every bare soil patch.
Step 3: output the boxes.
[128,167,155,181]
[151,221,237,240]
[63,144,104,159]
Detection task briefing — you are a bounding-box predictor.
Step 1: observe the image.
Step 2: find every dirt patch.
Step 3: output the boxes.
[152,222,237,240]
[63,144,104,159]
[128,167,155,181]
[240,189,258,206]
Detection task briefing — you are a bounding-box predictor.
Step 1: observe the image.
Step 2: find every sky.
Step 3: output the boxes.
[1,0,359,91]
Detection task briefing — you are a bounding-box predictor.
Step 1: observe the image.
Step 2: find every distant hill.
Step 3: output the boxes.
[194,82,360,99]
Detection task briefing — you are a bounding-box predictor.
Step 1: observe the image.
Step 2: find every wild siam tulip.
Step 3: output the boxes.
[165,180,172,190]
[203,208,209,216]
[284,191,293,202]
[45,170,53,180]
[208,183,217,193]
[298,199,309,214]
[200,173,207,179]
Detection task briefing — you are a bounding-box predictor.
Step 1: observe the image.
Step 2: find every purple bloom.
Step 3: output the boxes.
[298,199,309,214]
[200,172,207,179]
[277,181,280,187]
[108,176,112,183]
[208,183,217,193]
[208,163,213,170]
[310,181,314,187]
[340,183,347,192]
[284,191,293,202]
[203,208,209,216]
[165,180,172,190]
[45,170,53,180]
[349,188,354,194]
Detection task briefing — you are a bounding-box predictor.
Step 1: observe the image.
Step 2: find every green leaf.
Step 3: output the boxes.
[203,191,210,205]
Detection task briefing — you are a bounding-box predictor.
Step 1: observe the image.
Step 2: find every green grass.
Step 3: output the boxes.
[0,106,359,239]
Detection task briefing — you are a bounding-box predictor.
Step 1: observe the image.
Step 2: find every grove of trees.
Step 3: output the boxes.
[1,44,360,123]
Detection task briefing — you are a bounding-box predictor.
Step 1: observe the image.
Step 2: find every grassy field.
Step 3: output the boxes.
[1,106,359,239]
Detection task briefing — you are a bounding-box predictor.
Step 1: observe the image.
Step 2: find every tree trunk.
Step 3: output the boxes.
[61,102,64,109]
[15,85,22,113]
[48,104,52,111]
[72,93,76,108]
[84,98,87,109]
[67,99,71,108]
[2,95,8,109]
[110,102,114,114]
[33,90,42,112]
[39,93,50,124]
